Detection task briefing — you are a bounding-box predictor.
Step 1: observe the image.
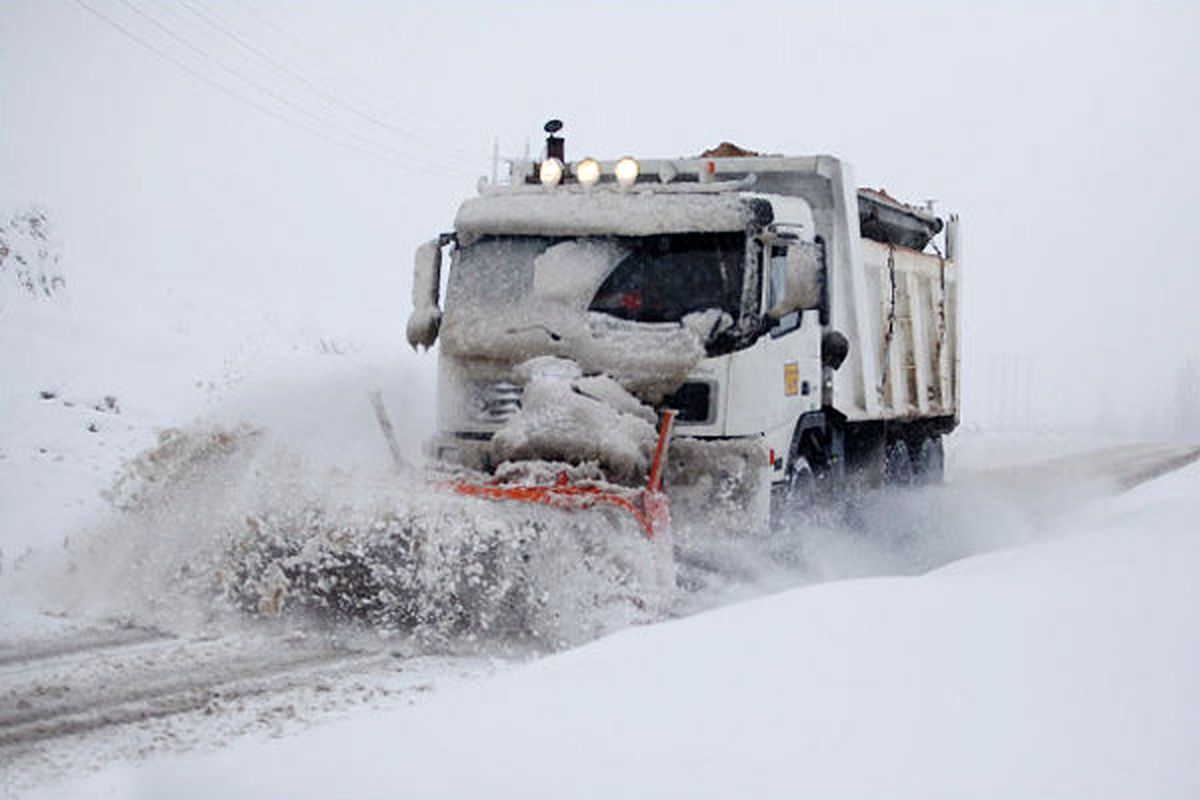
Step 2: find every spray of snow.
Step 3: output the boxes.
[667,453,1132,614]
[10,416,667,649]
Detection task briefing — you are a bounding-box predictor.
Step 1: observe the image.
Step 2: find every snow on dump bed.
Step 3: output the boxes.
[455,190,755,237]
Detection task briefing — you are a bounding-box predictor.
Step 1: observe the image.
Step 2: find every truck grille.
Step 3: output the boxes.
[473,381,523,424]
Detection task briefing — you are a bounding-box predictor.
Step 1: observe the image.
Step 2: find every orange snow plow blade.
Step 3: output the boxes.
[443,410,677,539]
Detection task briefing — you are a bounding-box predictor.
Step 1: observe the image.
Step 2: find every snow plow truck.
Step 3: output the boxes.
[406,121,960,547]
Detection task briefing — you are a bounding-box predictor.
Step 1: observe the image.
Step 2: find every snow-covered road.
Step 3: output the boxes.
[2,629,383,749]
[40,448,1199,800]
[4,440,1198,798]
[0,624,497,795]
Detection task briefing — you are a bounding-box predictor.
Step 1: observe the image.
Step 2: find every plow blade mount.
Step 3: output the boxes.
[443,410,677,540]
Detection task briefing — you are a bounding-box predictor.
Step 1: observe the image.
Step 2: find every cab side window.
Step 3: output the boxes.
[768,244,801,337]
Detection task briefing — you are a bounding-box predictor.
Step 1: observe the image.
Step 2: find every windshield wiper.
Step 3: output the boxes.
[504,323,562,342]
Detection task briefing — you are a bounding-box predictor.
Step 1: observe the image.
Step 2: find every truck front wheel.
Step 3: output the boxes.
[784,455,816,511]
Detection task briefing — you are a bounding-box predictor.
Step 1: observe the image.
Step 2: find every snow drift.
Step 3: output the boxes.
[83,460,1200,800]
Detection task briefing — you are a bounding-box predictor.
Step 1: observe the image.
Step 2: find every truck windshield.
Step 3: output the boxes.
[447,232,746,324]
[588,232,745,323]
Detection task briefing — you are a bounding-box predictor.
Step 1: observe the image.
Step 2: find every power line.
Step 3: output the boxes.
[173,0,480,171]
[114,0,437,168]
[73,0,470,177]
[233,0,481,145]
[230,0,483,150]
[71,0,399,166]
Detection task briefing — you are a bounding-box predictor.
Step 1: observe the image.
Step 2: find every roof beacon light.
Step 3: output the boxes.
[614,156,640,188]
[576,158,601,187]
[539,157,564,186]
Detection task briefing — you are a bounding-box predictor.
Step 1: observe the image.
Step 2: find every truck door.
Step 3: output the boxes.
[724,231,823,450]
[763,232,823,432]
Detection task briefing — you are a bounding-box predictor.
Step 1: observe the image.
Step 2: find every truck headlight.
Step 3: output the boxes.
[539,158,564,186]
[614,157,639,188]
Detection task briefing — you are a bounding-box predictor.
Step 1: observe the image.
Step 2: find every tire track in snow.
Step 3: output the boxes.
[0,633,388,750]
[1110,444,1200,490]
[976,443,1200,493]
[0,626,168,669]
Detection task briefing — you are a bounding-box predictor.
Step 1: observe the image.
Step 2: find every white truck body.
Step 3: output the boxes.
[409,148,960,518]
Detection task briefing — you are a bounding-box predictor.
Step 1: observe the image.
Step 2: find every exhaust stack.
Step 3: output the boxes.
[544,118,564,162]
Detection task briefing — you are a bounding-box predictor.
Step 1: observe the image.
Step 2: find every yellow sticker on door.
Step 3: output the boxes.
[784,362,799,396]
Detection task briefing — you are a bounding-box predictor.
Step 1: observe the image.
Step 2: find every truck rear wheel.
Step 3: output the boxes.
[884,440,914,486]
[914,436,944,484]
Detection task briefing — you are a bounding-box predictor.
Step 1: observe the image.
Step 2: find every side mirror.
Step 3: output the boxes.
[406,237,446,350]
[766,240,823,320]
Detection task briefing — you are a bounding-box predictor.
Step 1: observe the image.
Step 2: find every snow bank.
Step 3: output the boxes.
[78,462,1200,799]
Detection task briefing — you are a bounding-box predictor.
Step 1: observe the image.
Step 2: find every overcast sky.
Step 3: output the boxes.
[3,0,1198,432]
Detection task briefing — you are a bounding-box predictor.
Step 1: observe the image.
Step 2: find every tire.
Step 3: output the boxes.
[884,440,914,486]
[784,455,816,511]
[915,436,944,485]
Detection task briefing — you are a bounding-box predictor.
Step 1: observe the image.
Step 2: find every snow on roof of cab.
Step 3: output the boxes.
[454,191,758,238]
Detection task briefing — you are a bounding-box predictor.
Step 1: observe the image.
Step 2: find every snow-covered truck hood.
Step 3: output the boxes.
[441,308,727,403]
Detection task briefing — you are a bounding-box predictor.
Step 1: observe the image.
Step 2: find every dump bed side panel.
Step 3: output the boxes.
[854,239,959,421]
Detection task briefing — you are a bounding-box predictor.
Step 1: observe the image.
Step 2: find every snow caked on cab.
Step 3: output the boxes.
[407,121,960,550]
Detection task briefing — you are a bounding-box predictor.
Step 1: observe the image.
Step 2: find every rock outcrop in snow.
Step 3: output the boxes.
[0,207,65,306]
